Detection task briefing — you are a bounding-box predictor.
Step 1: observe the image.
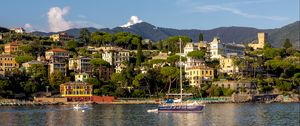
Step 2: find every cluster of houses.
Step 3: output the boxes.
[0,29,268,101]
[0,33,132,102]
[152,32,268,92]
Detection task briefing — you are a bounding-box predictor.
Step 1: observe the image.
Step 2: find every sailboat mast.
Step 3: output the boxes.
[179,38,182,100]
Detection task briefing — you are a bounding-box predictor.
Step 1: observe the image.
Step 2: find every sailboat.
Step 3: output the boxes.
[157,38,205,113]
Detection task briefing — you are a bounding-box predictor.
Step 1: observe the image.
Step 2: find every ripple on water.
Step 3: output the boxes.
[0,103,299,126]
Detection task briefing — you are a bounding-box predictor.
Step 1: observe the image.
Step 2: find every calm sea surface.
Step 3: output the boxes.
[0,103,299,126]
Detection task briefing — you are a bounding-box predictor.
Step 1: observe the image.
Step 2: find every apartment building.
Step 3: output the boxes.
[69,56,92,73]
[0,54,19,76]
[209,37,245,59]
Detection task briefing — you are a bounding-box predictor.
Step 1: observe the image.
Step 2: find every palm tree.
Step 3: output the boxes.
[252,62,259,78]
[232,56,241,79]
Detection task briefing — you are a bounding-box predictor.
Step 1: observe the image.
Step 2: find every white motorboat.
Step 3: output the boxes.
[73,104,90,111]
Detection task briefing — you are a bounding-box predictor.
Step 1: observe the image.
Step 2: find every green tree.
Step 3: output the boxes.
[157,41,163,51]
[113,32,133,49]
[213,87,223,96]
[222,88,234,96]
[132,89,146,97]
[147,41,153,50]
[264,43,272,49]
[198,33,203,42]
[90,58,111,81]
[263,48,283,59]
[132,73,152,96]
[21,81,37,94]
[90,58,110,68]
[15,55,34,64]
[167,55,187,67]
[232,56,241,77]
[79,28,90,45]
[91,32,114,46]
[283,38,292,49]
[19,45,33,55]
[66,40,79,50]
[136,41,142,66]
[147,59,167,67]
[78,48,88,56]
[187,50,205,59]
[49,71,65,90]
[27,64,48,83]
[86,77,100,87]
[100,83,116,96]
[160,66,179,94]
[0,79,10,91]
[111,73,126,87]
[164,36,192,54]
[293,73,300,86]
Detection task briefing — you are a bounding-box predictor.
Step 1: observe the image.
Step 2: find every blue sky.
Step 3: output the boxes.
[1,0,299,32]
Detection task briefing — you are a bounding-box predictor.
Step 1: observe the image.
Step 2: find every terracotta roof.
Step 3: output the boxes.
[6,41,20,46]
[61,81,92,85]
[0,54,15,58]
[22,60,47,65]
[47,48,67,52]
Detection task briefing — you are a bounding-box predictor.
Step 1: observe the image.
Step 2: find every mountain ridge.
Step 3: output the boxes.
[12,21,300,49]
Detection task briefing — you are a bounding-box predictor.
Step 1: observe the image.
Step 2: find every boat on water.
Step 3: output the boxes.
[156,38,205,113]
[73,103,90,111]
[158,98,205,112]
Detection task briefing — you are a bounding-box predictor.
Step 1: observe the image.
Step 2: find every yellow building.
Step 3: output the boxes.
[219,56,239,75]
[185,64,214,87]
[0,54,19,76]
[50,32,74,42]
[4,42,20,54]
[248,32,268,50]
[60,82,93,102]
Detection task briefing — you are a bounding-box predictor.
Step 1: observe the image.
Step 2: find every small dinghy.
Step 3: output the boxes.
[147,109,158,113]
[73,104,90,111]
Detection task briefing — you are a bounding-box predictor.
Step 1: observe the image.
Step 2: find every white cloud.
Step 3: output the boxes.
[47,6,103,32]
[24,23,34,32]
[193,5,289,21]
[47,6,73,32]
[24,23,32,29]
[121,16,143,28]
